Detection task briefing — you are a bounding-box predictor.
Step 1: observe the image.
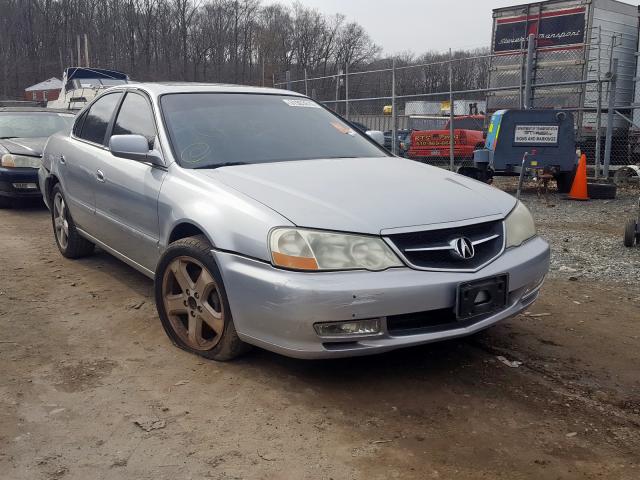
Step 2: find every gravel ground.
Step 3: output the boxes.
[494,178,640,287]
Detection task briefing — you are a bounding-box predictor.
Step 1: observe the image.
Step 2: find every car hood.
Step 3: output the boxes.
[203,157,516,234]
[0,137,47,157]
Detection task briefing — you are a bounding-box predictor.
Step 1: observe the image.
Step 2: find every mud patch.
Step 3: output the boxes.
[53,359,117,393]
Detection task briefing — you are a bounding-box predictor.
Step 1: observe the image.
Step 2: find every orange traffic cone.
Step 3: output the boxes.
[568,153,589,201]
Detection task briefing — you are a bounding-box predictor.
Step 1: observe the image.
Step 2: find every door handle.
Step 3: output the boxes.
[96,169,105,183]
[59,154,66,165]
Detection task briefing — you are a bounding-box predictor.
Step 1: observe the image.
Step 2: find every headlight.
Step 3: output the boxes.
[505,201,536,248]
[269,228,403,271]
[1,154,41,168]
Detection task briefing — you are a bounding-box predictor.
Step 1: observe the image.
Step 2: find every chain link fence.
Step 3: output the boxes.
[275,26,639,176]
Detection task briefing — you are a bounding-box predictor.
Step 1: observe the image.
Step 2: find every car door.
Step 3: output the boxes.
[93,90,167,273]
[60,92,122,232]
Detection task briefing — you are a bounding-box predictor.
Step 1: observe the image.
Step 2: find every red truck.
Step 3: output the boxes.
[408,115,485,163]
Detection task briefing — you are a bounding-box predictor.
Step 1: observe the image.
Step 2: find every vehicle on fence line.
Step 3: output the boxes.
[470,109,578,192]
[47,67,129,110]
[384,129,412,154]
[399,131,412,158]
[39,83,550,361]
[407,115,485,163]
[0,107,74,208]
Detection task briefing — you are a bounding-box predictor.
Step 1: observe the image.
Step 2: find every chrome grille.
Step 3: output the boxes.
[387,220,504,271]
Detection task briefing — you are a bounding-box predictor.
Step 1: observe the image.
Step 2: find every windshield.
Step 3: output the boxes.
[71,78,127,89]
[161,93,387,169]
[0,112,74,139]
[451,117,484,131]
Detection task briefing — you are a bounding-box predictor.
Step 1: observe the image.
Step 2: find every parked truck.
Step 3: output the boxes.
[407,115,485,163]
[488,0,639,166]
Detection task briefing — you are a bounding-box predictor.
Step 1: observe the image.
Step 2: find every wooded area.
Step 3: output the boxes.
[0,0,489,100]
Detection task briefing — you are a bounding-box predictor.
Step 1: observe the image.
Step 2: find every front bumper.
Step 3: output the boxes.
[213,236,550,359]
[0,167,41,199]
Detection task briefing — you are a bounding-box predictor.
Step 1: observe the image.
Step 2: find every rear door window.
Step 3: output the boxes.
[72,110,88,137]
[79,93,121,145]
[111,92,157,149]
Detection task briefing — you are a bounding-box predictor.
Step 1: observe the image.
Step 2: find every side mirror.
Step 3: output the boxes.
[366,130,385,146]
[109,134,163,166]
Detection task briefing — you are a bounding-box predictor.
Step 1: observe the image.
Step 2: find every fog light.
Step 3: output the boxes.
[12,182,38,190]
[314,318,382,337]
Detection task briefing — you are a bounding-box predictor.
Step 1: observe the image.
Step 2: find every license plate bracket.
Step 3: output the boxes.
[456,274,508,320]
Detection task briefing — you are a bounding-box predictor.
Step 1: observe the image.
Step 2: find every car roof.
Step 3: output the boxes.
[0,107,76,114]
[113,82,306,98]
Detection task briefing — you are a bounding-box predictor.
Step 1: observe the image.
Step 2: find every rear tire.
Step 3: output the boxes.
[587,182,617,200]
[51,184,95,258]
[155,235,251,361]
[624,219,638,247]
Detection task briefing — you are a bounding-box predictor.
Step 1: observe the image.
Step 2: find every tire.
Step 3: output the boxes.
[154,234,251,361]
[624,218,638,248]
[51,184,95,258]
[0,196,11,209]
[587,182,617,200]
[555,170,575,194]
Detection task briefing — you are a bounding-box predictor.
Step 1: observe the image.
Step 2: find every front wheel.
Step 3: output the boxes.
[154,235,251,361]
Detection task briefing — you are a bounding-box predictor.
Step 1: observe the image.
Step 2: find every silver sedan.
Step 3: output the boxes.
[39,83,549,360]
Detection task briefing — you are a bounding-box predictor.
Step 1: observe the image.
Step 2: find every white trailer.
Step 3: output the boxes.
[487,0,639,164]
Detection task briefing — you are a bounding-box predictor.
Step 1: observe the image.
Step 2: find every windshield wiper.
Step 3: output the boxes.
[192,162,248,170]
[0,136,18,140]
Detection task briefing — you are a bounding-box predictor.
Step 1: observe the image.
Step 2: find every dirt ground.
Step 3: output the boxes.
[1,187,639,480]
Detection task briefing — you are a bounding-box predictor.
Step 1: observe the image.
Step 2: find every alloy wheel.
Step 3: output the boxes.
[161,256,225,350]
[53,192,69,249]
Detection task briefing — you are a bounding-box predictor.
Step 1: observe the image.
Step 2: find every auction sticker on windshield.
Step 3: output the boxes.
[513,125,559,145]
[282,98,321,108]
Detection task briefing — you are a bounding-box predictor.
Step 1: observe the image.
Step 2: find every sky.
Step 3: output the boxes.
[274,0,640,54]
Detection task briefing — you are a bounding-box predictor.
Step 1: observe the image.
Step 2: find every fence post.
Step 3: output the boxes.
[524,34,535,109]
[335,69,341,114]
[595,25,602,179]
[345,64,350,121]
[285,70,291,90]
[449,48,455,171]
[304,69,308,96]
[603,58,618,178]
[392,58,397,155]
[519,39,525,110]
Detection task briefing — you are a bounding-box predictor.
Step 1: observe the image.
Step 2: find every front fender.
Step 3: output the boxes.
[158,165,293,262]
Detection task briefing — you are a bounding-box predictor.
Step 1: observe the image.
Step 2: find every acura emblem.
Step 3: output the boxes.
[450,237,475,260]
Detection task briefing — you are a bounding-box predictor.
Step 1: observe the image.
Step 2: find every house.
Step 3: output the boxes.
[24,77,62,102]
